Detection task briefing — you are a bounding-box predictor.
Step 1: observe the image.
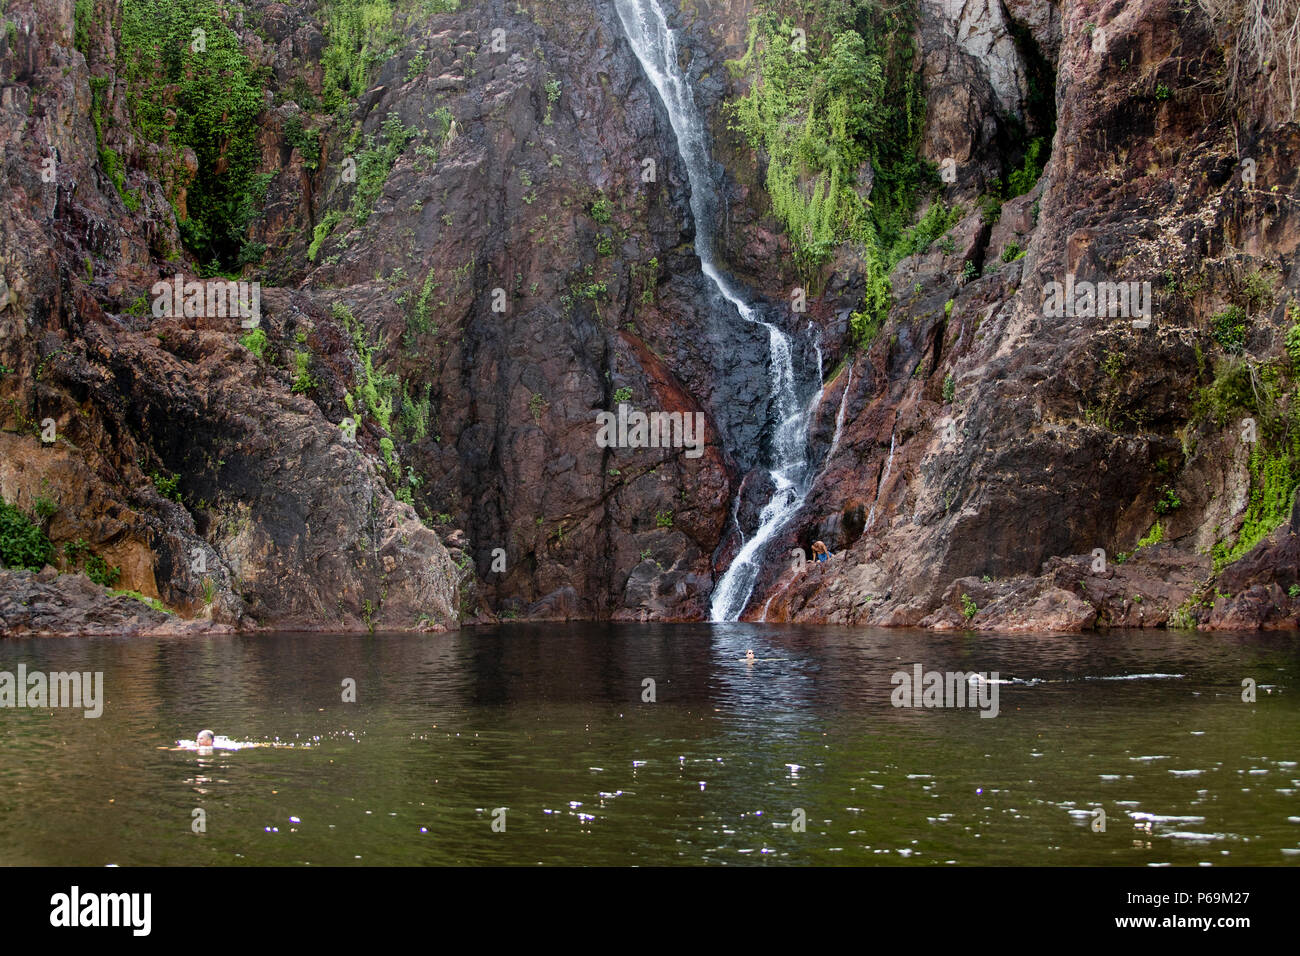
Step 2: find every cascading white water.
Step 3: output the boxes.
[865,430,896,532]
[614,0,814,622]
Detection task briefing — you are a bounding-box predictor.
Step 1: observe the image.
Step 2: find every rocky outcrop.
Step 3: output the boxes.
[755,0,1300,631]
[0,0,463,632]
[2,0,1296,634]
[0,568,223,636]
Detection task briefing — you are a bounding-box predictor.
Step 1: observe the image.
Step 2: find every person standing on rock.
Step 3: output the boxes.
[812,541,831,563]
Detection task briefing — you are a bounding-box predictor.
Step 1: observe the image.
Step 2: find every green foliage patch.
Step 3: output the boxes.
[726,1,930,342]
[0,499,54,571]
[117,0,267,272]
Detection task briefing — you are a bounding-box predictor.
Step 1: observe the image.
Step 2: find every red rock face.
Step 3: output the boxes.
[1,0,1297,633]
[750,0,1300,631]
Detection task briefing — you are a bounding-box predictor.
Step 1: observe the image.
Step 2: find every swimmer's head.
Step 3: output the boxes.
[196,729,215,747]
[745,649,755,661]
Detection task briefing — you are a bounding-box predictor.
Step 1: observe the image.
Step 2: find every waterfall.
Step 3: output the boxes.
[615,0,815,622]
[816,365,853,485]
[865,429,896,532]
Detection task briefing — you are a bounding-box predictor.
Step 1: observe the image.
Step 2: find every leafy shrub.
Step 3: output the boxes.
[291,351,318,394]
[979,195,1002,224]
[725,1,928,338]
[333,301,396,431]
[350,113,418,226]
[1005,137,1048,197]
[1211,305,1247,351]
[118,0,267,271]
[590,195,613,225]
[379,436,398,477]
[0,500,54,571]
[309,210,344,262]
[150,468,182,502]
[240,327,269,360]
[1286,303,1300,366]
[283,115,321,171]
[890,202,962,262]
[322,0,400,109]
[84,553,122,588]
[1154,485,1182,515]
[1136,521,1164,549]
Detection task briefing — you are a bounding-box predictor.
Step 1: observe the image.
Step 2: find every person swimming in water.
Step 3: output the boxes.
[196,729,215,749]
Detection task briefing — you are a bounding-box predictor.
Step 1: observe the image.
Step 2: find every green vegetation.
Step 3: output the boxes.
[942,373,955,404]
[149,468,182,502]
[109,589,172,614]
[0,499,54,571]
[321,0,400,110]
[890,201,962,264]
[1136,521,1163,549]
[654,510,674,529]
[116,0,267,272]
[544,76,561,125]
[1154,485,1182,515]
[291,351,319,394]
[1197,353,1300,572]
[1213,444,1298,570]
[1004,136,1048,198]
[283,115,321,171]
[73,0,93,55]
[350,113,418,226]
[590,194,614,225]
[84,553,122,588]
[1286,302,1300,366]
[726,1,929,337]
[405,50,428,81]
[309,210,344,262]
[379,436,398,477]
[240,327,269,360]
[32,496,57,522]
[333,301,397,432]
[960,593,978,620]
[407,268,438,337]
[397,382,432,441]
[1211,305,1248,352]
[61,537,120,586]
[395,465,424,505]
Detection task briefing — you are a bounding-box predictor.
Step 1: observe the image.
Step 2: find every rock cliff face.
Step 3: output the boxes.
[1,0,1297,633]
[756,0,1300,630]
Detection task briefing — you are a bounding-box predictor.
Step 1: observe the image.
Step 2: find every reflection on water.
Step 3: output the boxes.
[0,623,1297,865]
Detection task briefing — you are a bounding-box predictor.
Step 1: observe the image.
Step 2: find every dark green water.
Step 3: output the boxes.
[1,624,1297,865]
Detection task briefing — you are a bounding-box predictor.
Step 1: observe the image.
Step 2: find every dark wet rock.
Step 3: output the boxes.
[0,569,223,637]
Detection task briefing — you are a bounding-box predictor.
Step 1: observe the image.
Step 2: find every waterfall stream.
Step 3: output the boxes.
[614,0,816,622]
